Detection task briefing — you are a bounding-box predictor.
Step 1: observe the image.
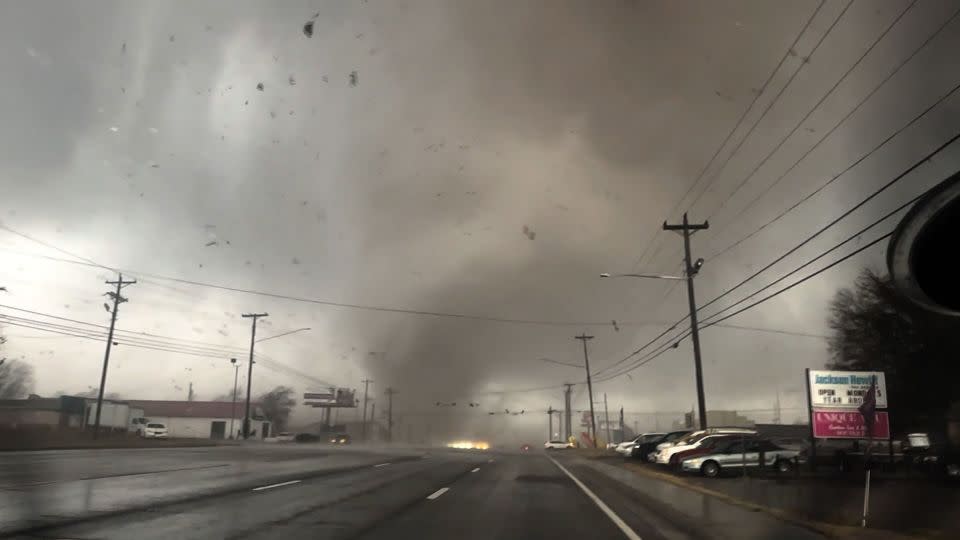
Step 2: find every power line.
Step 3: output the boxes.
[705,0,921,222]
[596,231,892,382]
[684,0,855,214]
[0,240,667,329]
[706,9,960,260]
[626,0,828,273]
[592,124,960,380]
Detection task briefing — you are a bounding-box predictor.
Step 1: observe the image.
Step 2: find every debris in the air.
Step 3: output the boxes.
[465,191,476,195]
[103,303,111,312]
[205,25,213,31]
[289,110,294,116]
[291,257,300,265]
[148,127,159,134]
[348,70,358,87]
[217,329,228,336]
[355,33,363,39]
[121,87,125,94]
[288,74,296,86]
[805,127,816,133]
[109,126,119,132]
[150,163,160,168]
[244,260,251,266]
[301,200,308,206]
[205,240,218,247]
[369,48,378,56]
[612,320,620,332]
[199,263,203,268]
[169,34,175,42]
[121,42,126,54]
[522,225,536,240]
[270,111,276,118]
[303,20,314,38]
[244,100,249,105]
[321,75,328,83]
[256,82,264,91]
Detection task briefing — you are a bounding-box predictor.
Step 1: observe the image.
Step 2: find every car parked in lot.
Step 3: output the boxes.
[633,430,690,461]
[275,432,295,442]
[141,422,168,439]
[667,434,752,469]
[680,438,803,477]
[617,432,665,457]
[329,433,351,444]
[544,440,573,450]
[655,428,757,465]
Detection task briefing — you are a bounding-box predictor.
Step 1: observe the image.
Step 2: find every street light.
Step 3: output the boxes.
[256,327,311,343]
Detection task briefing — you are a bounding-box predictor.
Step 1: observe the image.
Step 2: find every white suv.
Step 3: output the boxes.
[544,440,573,450]
[655,428,756,464]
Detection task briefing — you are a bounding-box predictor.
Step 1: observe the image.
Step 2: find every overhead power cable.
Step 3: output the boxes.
[626,0,828,272]
[684,0,855,214]
[705,8,960,259]
[706,0,921,221]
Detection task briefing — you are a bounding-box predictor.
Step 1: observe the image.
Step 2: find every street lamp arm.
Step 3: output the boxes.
[256,327,311,343]
[600,272,686,280]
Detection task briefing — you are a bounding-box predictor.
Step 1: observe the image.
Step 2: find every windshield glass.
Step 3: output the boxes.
[1,2,957,538]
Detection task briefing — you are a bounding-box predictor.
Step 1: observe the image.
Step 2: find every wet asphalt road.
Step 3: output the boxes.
[0,445,827,539]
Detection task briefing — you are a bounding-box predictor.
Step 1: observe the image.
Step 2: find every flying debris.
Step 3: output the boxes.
[348,70,358,87]
[288,74,296,86]
[522,225,536,240]
[103,303,110,312]
[256,82,264,91]
[169,34,175,42]
[303,20,314,38]
[205,240,218,247]
[612,320,620,332]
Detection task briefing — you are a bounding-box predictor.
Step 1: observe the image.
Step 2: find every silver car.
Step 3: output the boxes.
[680,438,802,477]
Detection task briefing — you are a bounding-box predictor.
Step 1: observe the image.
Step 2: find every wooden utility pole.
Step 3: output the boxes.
[93,274,135,439]
[575,334,597,447]
[563,383,574,440]
[361,379,373,441]
[663,213,709,430]
[241,313,268,439]
[603,393,612,446]
[385,387,397,442]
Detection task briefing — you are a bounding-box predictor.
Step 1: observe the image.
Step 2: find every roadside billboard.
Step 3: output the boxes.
[807,370,887,409]
[303,388,357,408]
[812,410,890,439]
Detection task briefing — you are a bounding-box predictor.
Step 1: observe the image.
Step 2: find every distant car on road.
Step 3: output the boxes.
[544,440,573,450]
[141,423,168,439]
[680,438,802,477]
[520,444,532,452]
[330,433,351,445]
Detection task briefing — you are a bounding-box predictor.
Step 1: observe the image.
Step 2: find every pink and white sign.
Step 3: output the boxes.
[812,409,889,439]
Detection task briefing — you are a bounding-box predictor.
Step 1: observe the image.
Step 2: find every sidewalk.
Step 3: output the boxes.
[589,454,956,539]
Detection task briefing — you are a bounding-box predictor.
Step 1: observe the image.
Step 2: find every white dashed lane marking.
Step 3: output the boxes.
[374,463,391,468]
[252,480,301,491]
[426,487,449,500]
[471,467,480,473]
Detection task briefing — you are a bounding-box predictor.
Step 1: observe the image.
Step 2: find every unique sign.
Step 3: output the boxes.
[812,409,890,439]
[807,370,887,409]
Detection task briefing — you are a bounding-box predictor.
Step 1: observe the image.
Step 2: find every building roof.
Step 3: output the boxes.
[126,400,264,419]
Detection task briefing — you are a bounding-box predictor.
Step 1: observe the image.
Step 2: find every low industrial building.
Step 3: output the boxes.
[127,400,270,439]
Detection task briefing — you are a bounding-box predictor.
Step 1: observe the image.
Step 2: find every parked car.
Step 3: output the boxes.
[544,440,573,450]
[275,432,295,442]
[655,428,757,465]
[141,422,168,439]
[680,438,803,477]
[668,434,752,469]
[634,430,689,461]
[618,432,666,457]
[294,432,321,443]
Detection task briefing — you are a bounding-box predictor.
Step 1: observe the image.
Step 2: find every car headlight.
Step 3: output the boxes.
[683,458,702,467]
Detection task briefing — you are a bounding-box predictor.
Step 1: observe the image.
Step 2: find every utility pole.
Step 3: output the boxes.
[575,334,597,447]
[361,379,373,442]
[563,383,573,440]
[385,387,397,443]
[547,406,555,440]
[370,402,376,440]
[187,382,194,402]
[93,274,136,439]
[603,393,612,446]
[619,406,625,441]
[229,358,239,439]
[241,313,268,439]
[663,212,709,430]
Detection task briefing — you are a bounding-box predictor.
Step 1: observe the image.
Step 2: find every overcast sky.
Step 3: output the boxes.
[1,0,959,441]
